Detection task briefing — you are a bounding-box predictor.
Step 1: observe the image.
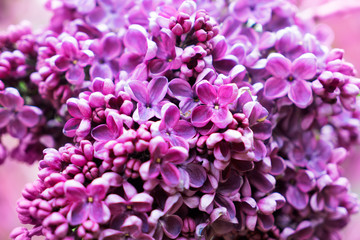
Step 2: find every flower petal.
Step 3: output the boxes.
[0,109,11,128]
[288,80,313,108]
[173,120,196,139]
[264,77,289,99]
[266,53,291,78]
[102,33,122,60]
[184,163,207,188]
[63,118,81,137]
[17,106,41,127]
[162,215,183,239]
[196,81,216,105]
[68,201,89,226]
[88,178,109,200]
[218,84,238,106]
[131,193,154,212]
[90,63,113,79]
[191,105,213,128]
[0,87,24,109]
[212,107,232,129]
[148,76,168,104]
[292,53,317,80]
[89,201,111,224]
[8,118,27,138]
[124,26,148,55]
[286,185,308,210]
[168,78,193,99]
[65,65,85,85]
[64,180,87,201]
[160,103,179,130]
[161,162,180,187]
[128,81,148,104]
[164,146,188,164]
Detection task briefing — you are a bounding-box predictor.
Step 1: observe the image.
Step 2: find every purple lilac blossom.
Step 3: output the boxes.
[2,0,359,239]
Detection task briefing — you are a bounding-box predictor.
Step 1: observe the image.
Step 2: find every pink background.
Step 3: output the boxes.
[0,0,359,239]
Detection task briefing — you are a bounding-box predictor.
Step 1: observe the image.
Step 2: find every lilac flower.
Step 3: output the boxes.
[191,81,238,128]
[0,88,42,138]
[151,103,196,149]
[148,30,182,75]
[264,52,317,108]
[229,0,273,25]
[119,25,157,72]
[91,112,124,141]
[106,181,153,215]
[64,178,111,225]
[127,76,168,123]
[89,33,122,79]
[8,0,360,239]
[168,78,200,119]
[140,136,188,187]
[286,168,316,210]
[50,36,94,85]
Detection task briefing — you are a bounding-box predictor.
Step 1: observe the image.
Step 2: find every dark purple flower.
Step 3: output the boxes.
[64,178,110,225]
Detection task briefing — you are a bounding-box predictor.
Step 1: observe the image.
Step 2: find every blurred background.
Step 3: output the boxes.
[0,0,360,239]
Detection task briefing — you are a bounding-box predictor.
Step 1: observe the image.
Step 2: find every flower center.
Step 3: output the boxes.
[156,157,161,163]
[72,60,78,65]
[126,205,132,210]
[214,104,219,110]
[88,196,94,203]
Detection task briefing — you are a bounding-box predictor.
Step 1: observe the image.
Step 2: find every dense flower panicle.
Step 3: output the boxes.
[4,0,360,239]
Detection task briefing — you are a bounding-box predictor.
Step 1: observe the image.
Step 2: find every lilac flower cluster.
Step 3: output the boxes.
[6,0,360,239]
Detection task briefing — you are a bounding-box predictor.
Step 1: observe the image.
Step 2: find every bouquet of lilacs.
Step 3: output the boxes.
[4,0,359,239]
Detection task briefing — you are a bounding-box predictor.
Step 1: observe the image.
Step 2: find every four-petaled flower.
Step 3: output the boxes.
[264,53,317,108]
[191,81,238,128]
[128,76,168,123]
[0,87,42,138]
[151,103,196,149]
[140,136,188,187]
[64,178,111,225]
